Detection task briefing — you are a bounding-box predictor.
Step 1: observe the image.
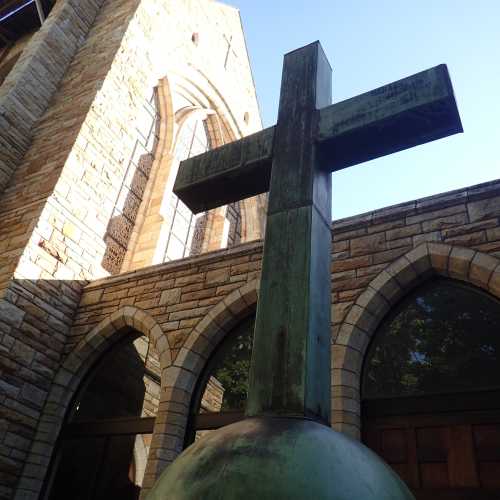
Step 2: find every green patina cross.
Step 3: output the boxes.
[174,41,462,424]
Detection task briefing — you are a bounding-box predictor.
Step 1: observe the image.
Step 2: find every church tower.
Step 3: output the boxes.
[0,1,264,497]
[3,2,500,500]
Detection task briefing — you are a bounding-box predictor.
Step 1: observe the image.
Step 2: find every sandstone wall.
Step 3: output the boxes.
[0,1,261,496]
[14,179,500,498]
[0,0,105,194]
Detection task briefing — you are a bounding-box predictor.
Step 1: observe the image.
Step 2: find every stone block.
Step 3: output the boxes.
[444,230,487,246]
[159,288,181,306]
[405,243,431,276]
[79,289,103,306]
[368,270,403,304]
[174,273,205,286]
[181,288,215,301]
[422,212,468,232]
[168,306,210,321]
[331,255,371,273]
[468,252,499,289]
[442,219,497,239]
[331,301,351,325]
[335,324,370,353]
[367,218,405,234]
[487,227,500,242]
[448,247,475,280]
[428,242,451,275]
[355,286,389,319]
[166,300,199,313]
[344,304,378,335]
[174,348,204,373]
[386,223,421,240]
[489,268,500,298]
[406,204,465,225]
[350,232,386,257]
[386,256,417,288]
[332,368,360,391]
[387,236,412,250]
[373,246,412,265]
[332,227,367,242]
[331,240,349,253]
[205,268,230,285]
[413,230,442,246]
[468,196,500,222]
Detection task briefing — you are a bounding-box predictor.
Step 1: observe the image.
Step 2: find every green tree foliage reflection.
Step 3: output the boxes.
[364,279,500,399]
[205,319,254,411]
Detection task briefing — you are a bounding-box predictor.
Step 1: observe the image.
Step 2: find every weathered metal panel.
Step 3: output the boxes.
[173,126,275,213]
[246,42,332,424]
[318,64,463,171]
[147,417,415,500]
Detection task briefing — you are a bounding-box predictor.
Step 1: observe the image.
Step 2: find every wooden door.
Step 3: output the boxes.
[363,391,500,499]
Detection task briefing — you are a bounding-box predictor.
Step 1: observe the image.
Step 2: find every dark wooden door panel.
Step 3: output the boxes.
[414,488,500,500]
[363,397,500,499]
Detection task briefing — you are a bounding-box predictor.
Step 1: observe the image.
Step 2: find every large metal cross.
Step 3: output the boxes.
[174,42,462,424]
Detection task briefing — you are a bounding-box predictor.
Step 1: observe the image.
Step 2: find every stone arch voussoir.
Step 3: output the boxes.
[332,242,500,439]
[19,306,168,498]
[153,279,260,479]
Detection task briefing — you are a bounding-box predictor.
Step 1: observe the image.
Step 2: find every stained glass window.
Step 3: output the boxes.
[363,279,500,399]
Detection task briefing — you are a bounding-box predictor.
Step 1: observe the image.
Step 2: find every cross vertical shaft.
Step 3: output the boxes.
[246,42,333,424]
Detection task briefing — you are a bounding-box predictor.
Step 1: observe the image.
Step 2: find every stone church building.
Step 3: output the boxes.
[0,0,499,499]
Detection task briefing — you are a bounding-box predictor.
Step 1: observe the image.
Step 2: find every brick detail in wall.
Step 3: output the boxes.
[10,179,500,498]
[0,0,105,194]
[0,1,263,496]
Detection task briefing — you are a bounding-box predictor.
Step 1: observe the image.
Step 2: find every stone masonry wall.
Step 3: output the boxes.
[12,178,500,497]
[0,1,261,496]
[15,178,495,498]
[71,179,500,362]
[0,0,105,193]
[329,179,500,342]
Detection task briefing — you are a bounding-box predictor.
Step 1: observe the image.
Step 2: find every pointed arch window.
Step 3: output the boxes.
[363,278,500,400]
[184,315,255,446]
[45,334,161,499]
[162,108,212,261]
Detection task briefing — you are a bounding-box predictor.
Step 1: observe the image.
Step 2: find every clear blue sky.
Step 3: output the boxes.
[232,1,500,220]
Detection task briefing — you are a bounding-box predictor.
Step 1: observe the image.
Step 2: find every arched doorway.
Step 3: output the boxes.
[184,315,255,446]
[362,278,500,499]
[44,332,161,500]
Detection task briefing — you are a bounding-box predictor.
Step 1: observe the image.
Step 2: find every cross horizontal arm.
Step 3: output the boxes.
[173,126,275,213]
[318,64,463,172]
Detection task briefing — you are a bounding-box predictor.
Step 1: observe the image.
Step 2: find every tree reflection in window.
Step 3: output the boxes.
[363,279,500,399]
[185,316,254,444]
[198,316,254,413]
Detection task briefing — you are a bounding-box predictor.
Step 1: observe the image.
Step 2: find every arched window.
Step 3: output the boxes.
[363,278,500,399]
[123,80,252,272]
[362,278,500,496]
[103,91,159,274]
[162,107,212,261]
[159,99,242,262]
[46,334,160,500]
[185,315,254,445]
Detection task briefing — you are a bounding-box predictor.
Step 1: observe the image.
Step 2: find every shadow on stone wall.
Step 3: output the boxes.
[0,0,143,299]
[103,153,155,274]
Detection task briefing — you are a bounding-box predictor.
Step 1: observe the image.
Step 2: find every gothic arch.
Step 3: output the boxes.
[18,306,169,499]
[125,69,265,271]
[332,242,500,440]
[147,279,259,481]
